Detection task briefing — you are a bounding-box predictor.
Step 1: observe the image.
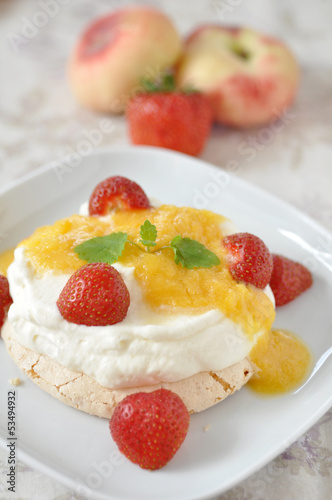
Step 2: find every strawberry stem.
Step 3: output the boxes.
[140,72,199,95]
[141,72,176,93]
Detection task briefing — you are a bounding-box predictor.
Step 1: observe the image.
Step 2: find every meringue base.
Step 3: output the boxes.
[2,320,254,418]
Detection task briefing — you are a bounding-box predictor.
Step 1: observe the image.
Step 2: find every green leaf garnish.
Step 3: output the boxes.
[74,220,220,270]
[139,220,157,250]
[74,232,128,265]
[170,236,221,269]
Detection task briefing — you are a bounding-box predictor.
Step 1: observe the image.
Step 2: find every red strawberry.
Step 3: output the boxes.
[110,388,190,470]
[270,254,313,306]
[57,263,130,326]
[223,232,273,289]
[126,75,213,156]
[0,275,13,332]
[89,176,151,216]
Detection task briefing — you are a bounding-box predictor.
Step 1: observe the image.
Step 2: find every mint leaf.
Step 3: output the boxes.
[139,220,157,250]
[74,232,128,265]
[170,236,220,269]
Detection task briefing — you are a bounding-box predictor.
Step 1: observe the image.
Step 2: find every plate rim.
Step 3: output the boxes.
[1,145,330,239]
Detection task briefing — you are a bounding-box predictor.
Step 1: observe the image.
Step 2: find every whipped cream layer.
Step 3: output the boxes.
[7,246,273,389]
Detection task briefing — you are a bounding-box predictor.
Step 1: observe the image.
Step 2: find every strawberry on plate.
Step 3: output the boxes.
[89,175,151,216]
[110,388,190,470]
[126,74,213,157]
[0,275,13,332]
[270,254,313,306]
[223,232,273,289]
[57,262,130,326]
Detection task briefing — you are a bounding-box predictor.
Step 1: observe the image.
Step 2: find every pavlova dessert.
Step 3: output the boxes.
[0,175,313,469]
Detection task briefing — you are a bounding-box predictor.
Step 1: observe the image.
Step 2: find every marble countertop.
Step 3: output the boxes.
[1,0,332,499]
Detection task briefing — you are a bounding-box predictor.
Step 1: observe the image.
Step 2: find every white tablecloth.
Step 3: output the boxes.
[1,0,332,498]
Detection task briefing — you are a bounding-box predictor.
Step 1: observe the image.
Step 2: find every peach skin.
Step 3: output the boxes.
[176,26,300,128]
[68,7,182,113]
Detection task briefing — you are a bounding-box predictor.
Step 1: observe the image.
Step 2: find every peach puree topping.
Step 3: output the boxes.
[248,329,312,394]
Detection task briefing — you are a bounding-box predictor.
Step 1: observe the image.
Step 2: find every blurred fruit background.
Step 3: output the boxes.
[1,0,332,231]
[1,0,332,498]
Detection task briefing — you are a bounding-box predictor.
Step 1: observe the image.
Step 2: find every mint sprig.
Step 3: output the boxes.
[74,220,220,270]
[139,220,157,250]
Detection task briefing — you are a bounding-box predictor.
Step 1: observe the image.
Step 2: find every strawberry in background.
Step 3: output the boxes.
[126,74,213,156]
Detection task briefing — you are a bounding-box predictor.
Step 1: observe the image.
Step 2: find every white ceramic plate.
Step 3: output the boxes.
[1,146,332,500]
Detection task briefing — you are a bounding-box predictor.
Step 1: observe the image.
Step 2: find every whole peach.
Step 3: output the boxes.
[176,26,300,128]
[68,7,182,113]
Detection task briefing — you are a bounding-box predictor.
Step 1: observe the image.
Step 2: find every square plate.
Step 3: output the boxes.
[1,146,332,500]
